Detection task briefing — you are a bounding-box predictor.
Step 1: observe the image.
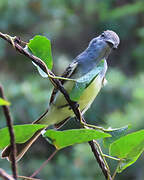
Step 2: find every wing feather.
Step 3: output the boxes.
[49,60,78,104]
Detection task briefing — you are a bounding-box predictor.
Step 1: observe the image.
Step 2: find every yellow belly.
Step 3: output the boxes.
[39,75,103,125]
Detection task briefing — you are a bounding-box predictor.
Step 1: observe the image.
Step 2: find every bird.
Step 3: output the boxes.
[1,30,120,162]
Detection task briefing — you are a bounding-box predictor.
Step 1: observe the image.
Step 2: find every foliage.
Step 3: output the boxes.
[103,125,130,148]
[0,0,144,179]
[0,124,47,149]
[110,130,144,172]
[44,129,110,149]
[28,35,53,77]
[0,98,10,106]
[1,33,144,179]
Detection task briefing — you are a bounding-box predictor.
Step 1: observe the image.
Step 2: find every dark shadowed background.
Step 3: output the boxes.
[0,0,144,179]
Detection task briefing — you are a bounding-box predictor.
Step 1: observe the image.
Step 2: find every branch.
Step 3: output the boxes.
[0,32,79,118]
[0,85,18,179]
[0,169,14,180]
[30,150,58,178]
[0,32,112,180]
[18,176,40,180]
[83,117,112,180]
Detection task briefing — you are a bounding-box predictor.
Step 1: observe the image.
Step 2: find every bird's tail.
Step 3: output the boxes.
[1,107,70,161]
[1,128,44,162]
[1,110,49,162]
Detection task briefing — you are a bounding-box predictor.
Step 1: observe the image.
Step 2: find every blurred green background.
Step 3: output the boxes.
[0,0,144,179]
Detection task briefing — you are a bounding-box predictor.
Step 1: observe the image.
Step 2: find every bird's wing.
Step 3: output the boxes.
[49,60,78,104]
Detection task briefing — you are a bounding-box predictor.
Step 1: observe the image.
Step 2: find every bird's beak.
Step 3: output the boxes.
[106,39,117,49]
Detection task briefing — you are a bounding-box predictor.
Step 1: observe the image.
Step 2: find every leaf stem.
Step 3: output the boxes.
[4,34,16,48]
[88,141,112,180]
[112,160,122,180]
[102,154,120,161]
[80,120,108,132]
[94,140,111,175]
[48,73,76,82]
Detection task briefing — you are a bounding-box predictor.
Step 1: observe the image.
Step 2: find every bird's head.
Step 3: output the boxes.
[101,30,120,49]
[77,30,120,67]
[88,30,120,50]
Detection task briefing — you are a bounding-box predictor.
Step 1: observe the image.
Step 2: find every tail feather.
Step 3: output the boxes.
[1,129,44,162]
[1,109,49,162]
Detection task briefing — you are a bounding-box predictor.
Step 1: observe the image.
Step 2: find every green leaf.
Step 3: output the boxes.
[0,98,10,106]
[110,130,144,172]
[43,129,111,149]
[103,125,130,148]
[28,35,53,76]
[69,60,105,101]
[0,124,47,149]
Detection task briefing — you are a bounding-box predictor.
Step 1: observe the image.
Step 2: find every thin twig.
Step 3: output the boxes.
[94,140,111,177]
[112,160,122,180]
[88,141,112,180]
[30,150,58,178]
[0,168,14,180]
[18,175,40,180]
[0,32,80,117]
[83,117,112,180]
[0,85,18,179]
[0,32,112,180]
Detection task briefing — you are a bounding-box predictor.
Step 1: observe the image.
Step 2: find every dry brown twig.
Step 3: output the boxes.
[0,168,15,180]
[0,85,18,180]
[0,32,112,180]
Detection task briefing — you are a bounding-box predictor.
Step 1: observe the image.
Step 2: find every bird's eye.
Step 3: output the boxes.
[101,33,105,38]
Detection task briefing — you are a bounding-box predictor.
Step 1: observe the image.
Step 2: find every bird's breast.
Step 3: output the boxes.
[78,74,103,113]
[39,74,104,125]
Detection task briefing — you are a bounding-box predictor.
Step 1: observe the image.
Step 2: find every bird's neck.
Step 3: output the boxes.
[76,46,111,76]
